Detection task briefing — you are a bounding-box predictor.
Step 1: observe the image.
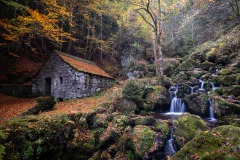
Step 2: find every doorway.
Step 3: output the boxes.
[45,78,51,96]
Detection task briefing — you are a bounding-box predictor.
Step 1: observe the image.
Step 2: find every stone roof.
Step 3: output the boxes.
[56,51,113,79]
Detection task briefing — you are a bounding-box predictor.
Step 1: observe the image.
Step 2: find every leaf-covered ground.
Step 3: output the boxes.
[0,83,123,123]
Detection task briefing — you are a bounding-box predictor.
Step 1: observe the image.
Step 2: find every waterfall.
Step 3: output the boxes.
[167,85,186,114]
[170,98,185,113]
[210,82,218,91]
[191,86,194,93]
[208,98,217,121]
[164,126,176,156]
[199,79,204,89]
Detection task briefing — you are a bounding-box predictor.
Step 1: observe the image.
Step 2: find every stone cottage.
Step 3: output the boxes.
[32,51,113,99]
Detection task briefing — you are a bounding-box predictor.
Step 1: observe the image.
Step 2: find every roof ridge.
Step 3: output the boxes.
[54,50,96,65]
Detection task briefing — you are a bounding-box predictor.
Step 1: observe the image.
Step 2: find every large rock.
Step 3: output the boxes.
[145,85,170,111]
[184,93,209,117]
[132,125,155,158]
[174,113,209,148]
[173,125,240,160]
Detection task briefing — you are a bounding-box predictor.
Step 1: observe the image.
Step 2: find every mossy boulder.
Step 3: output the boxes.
[177,59,199,71]
[218,74,238,86]
[236,75,240,85]
[132,125,154,158]
[145,85,170,111]
[223,85,240,97]
[211,96,240,116]
[184,93,209,117]
[173,125,240,160]
[153,120,169,149]
[135,116,156,126]
[200,61,214,71]
[92,114,108,129]
[218,69,234,75]
[120,98,137,115]
[219,114,240,127]
[174,113,209,148]
[112,114,131,129]
[99,123,121,148]
[163,58,180,76]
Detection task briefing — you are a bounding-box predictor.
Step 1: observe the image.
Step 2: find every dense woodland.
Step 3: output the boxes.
[0,0,240,160]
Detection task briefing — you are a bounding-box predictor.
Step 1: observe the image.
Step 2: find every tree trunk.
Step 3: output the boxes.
[151,20,159,75]
[157,0,164,77]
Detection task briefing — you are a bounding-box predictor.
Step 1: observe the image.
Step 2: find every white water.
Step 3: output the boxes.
[164,127,176,156]
[207,99,217,122]
[209,82,218,91]
[191,86,194,93]
[199,79,204,89]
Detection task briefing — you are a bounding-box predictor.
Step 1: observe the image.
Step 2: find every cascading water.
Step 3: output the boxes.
[164,126,176,156]
[209,82,218,91]
[199,79,204,90]
[170,98,185,113]
[207,98,217,122]
[191,87,194,93]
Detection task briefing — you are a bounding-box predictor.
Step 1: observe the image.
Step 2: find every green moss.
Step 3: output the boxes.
[154,120,169,137]
[223,85,240,97]
[236,75,240,85]
[174,113,208,147]
[211,96,240,115]
[132,125,154,158]
[218,69,234,75]
[218,75,237,86]
[184,94,209,117]
[173,125,240,160]
[206,47,217,62]
[122,80,144,103]
[219,114,240,127]
[135,116,156,126]
[144,85,169,111]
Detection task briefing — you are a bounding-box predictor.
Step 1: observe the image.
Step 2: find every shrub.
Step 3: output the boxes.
[36,97,56,111]
[122,80,144,103]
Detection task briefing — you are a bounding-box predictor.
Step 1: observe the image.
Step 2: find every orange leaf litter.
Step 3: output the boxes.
[0,84,123,123]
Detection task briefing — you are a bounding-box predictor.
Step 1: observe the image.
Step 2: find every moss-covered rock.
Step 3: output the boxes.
[223,85,240,97]
[173,125,240,160]
[218,74,238,86]
[200,61,214,71]
[99,123,121,148]
[174,113,209,148]
[135,116,156,126]
[145,85,170,111]
[132,125,154,158]
[120,98,137,115]
[92,114,108,129]
[184,93,209,117]
[218,69,234,75]
[219,114,240,127]
[112,114,131,129]
[153,120,169,149]
[211,96,240,116]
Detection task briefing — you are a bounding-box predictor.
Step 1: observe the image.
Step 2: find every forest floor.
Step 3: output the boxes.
[0,83,123,124]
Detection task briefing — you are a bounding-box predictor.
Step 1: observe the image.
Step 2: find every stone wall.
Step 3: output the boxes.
[32,54,113,99]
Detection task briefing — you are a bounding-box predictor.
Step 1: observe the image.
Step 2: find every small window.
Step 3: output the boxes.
[60,77,63,84]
